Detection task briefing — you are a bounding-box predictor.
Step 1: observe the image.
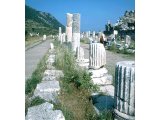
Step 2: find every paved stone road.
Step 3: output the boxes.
[25,39,52,80]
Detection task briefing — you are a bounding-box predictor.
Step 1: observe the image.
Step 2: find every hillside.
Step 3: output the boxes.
[104,10,135,40]
[25,5,65,36]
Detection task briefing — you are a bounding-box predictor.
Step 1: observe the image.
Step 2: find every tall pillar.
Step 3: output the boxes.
[58,27,62,42]
[114,61,135,120]
[66,13,73,42]
[93,31,95,38]
[72,13,80,52]
[125,35,131,46]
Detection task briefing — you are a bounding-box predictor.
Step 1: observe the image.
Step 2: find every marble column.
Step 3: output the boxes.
[89,43,106,69]
[88,43,112,85]
[72,13,80,52]
[43,35,46,40]
[62,33,66,43]
[66,13,73,42]
[93,31,95,38]
[114,61,135,120]
[125,35,131,46]
[58,27,62,42]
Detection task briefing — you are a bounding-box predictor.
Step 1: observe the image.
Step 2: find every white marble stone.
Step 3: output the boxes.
[66,13,73,42]
[92,31,95,38]
[50,43,54,50]
[89,43,106,69]
[62,33,66,42]
[72,13,80,52]
[59,27,62,42]
[66,26,72,42]
[66,13,73,27]
[125,35,131,46]
[43,35,46,40]
[26,102,65,120]
[76,46,84,61]
[33,81,60,102]
[76,46,89,68]
[72,33,80,51]
[114,61,135,119]
[114,30,118,36]
[44,70,64,79]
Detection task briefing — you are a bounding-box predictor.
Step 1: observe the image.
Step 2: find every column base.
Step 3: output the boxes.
[114,109,135,120]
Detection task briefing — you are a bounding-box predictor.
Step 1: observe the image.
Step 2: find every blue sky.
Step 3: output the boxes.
[25,0,135,32]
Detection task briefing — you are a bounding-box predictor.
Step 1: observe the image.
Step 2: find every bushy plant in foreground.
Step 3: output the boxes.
[54,40,98,92]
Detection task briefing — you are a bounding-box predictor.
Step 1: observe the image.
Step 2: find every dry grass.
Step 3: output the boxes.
[58,83,97,120]
[25,36,42,47]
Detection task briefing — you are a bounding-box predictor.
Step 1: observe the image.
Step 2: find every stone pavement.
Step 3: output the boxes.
[25,39,52,80]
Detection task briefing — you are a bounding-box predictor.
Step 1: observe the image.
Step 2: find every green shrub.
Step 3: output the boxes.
[30,97,45,107]
[54,39,98,92]
[109,43,117,52]
[54,103,75,120]
[25,54,47,95]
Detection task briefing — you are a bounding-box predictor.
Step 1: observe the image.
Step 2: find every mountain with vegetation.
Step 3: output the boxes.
[25,5,65,37]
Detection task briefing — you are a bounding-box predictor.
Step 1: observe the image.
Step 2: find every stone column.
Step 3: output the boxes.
[66,13,73,42]
[114,61,135,120]
[43,35,46,40]
[62,33,66,43]
[58,27,62,42]
[93,31,95,38]
[72,13,80,52]
[76,47,84,61]
[88,43,112,85]
[125,35,131,46]
[88,31,90,37]
[76,47,89,68]
[89,43,106,69]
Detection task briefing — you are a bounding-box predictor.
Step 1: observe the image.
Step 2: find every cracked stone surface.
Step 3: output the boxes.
[33,81,60,103]
[26,102,65,120]
[44,70,64,79]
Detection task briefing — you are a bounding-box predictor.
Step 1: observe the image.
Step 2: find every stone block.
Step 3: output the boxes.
[44,70,64,79]
[26,102,65,120]
[34,81,60,102]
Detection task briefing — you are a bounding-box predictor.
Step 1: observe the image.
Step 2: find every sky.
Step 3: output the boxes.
[25,0,135,32]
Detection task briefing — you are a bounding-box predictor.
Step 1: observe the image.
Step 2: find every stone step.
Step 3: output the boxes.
[33,81,60,103]
[26,102,65,120]
[44,69,64,79]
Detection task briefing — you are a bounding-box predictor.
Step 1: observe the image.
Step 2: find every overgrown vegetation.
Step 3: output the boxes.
[80,38,89,44]
[54,39,98,91]
[107,40,135,55]
[52,39,114,119]
[25,5,65,36]
[25,36,42,46]
[25,53,48,96]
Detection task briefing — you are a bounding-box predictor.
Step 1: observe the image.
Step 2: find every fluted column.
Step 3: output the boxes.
[58,27,62,42]
[66,13,73,42]
[76,47,84,61]
[114,61,135,120]
[72,13,80,52]
[89,43,106,69]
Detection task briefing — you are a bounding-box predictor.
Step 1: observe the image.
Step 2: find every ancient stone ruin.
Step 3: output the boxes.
[88,43,112,85]
[72,13,80,52]
[43,34,46,40]
[66,13,73,42]
[76,46,89,68]
[114,61,135,120]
